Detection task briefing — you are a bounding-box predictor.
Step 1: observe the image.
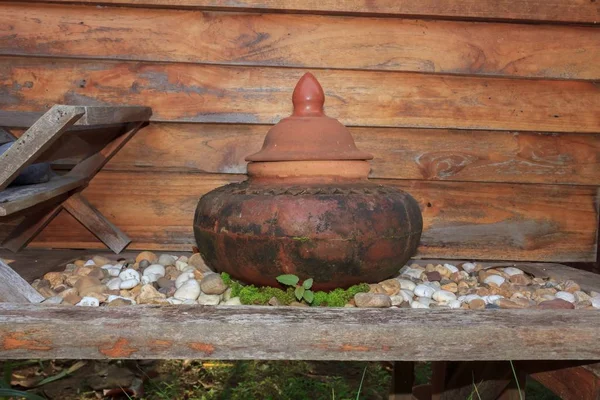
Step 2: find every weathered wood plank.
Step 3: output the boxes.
[69,121,147,179]
[2,200,64,253]
[0,304,598,360]
[0,105,84,190]
[3,4,599,80]
[0,259,43,303]
[2,58,599,133]
[36,0,600,24]
[63,193,131,253]
[526,361,600,400]
[0,175,86,216]
[24,171,599,262]
[105,123,600,186]
[0,107,151,128]
[389,362,414,400]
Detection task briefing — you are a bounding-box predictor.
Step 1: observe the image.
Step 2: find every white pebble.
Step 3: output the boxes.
[591,297,600,309]
[444,264,459,274]
[399,265,424,280]
[100,264,114,270]
[555,291,575,303]
[460,294,482,304]
[76,296,99,307]
[425,281,441,289]
[432,290,456,303]
[119,268,140,281]
[144,264,166,278]
[167,298,184,305]
[177,255,189,263]
[175,260,189,271]
[484,275,506,286]
[414,284,436,298]
[448,300,462,309]
[107,268,122,277]
[84,259,96,267]
[410,300,429,309]
[182,299,197,305]
[223,297,242,306]
[461,262,477,273]
[503,267,524,276]
[119,279,140,289]
[174,279,201,300]
[197,293,221,305]
[390,295,404,306]
[399,290,414,304]
[175,271,195,288]
[417,297,434,306]
[397,279,416,291]
[106,277,122,291]
[482,295,504,305]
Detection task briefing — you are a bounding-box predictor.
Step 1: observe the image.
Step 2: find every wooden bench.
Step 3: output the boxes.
[0,250,598,399]
[0,105,151,253]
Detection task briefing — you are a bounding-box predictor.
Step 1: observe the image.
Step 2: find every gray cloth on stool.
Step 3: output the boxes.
[0,141,53,186]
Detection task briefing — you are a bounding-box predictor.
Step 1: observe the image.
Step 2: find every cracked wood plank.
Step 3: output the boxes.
[1,3,599,79]
[103,123,600,186]
[1,57,599,133]
[0,304,598,360]
[0,259,43,303]
[36,0,600,24]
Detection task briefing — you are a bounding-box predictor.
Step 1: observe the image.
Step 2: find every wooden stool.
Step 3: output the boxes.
[0,105,151,253]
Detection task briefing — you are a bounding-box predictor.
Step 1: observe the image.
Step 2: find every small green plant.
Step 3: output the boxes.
[277,274,315,304]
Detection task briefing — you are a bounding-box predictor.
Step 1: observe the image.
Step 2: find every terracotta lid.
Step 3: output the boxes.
[245,73,373,162]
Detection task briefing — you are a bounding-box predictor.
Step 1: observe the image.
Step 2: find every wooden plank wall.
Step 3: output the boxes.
[0,1,599,262]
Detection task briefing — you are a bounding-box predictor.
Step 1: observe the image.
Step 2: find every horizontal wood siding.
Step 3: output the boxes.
[1,57,599,133]
[103,123,600,186]
[1,2,599,262]
[15,171,597,262]
[36,0,600,24]
[2,3,600,80]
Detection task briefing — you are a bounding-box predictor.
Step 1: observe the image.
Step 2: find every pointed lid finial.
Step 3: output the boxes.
[292,72,325,117]
[245,73,373,162]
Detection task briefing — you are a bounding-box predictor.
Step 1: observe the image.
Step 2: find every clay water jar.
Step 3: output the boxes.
[194,73,423,290]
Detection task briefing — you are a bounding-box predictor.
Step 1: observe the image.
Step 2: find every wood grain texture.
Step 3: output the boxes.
[528,362,600,400]
[63,193,131,253]
[0,259,43,303]
[2,57,599,133]
[0,105,84,190]
[2,200,64,252]
[0,303,599,360]
[0,175,86,216]
[21,171,599,262]
[0,107,150,128]
[105,123,600,186]
[36,0,600,24]
[2,3,600,80]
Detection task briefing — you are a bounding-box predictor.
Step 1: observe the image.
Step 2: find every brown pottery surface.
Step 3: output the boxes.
[194,73,423,290]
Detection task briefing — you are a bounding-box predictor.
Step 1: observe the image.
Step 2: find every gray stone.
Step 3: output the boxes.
[158,254,177,266]
[199,273,228,295]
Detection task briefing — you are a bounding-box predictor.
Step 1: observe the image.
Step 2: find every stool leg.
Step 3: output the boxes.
[389,361,415,400]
